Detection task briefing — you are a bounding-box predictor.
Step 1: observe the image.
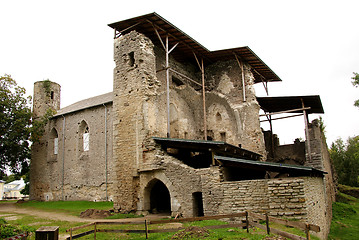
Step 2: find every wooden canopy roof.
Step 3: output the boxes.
[153,137,262,160]
[215,156,326,177]
[257,95,324,114]
[108,12,282,83]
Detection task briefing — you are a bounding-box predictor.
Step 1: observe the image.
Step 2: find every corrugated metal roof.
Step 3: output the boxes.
[108,12,282,83]
[257,95,324,114]
[153,137,261,160]
[54,92,113,117]
[215,155,326,176]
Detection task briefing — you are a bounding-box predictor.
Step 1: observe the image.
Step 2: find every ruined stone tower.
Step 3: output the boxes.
[30,80,61,200]
[112,31,158,212]
[33,81,61,119]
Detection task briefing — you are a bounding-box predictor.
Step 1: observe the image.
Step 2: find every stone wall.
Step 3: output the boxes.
[30,102,114,201]
[204,176,328,239]
[305,120,336,239]
[112,31,158,212]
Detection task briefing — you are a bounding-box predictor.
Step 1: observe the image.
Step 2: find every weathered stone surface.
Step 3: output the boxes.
[30,24,334,240]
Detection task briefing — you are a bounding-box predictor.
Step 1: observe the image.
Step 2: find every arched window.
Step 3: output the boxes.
[48,128,58,161]
[83,126,89,151]
[78,120,90,154]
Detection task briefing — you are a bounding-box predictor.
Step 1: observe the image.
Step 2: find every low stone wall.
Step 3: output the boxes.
[212,177,328,239]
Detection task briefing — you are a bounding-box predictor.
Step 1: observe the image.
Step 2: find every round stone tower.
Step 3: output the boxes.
[33,80,61,119]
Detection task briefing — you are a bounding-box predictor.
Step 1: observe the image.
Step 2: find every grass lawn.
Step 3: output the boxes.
[4,197,356,239]
[18,200,113,216]
[329,190,359,240]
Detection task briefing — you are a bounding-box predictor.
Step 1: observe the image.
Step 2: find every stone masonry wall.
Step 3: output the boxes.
[112,31,159,212]
[303,177,328,239]
[305,119,335,239]
[31,103,114,201]
[202,176,328,239]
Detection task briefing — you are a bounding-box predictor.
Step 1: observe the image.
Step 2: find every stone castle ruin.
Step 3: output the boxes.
[30,13,335,239]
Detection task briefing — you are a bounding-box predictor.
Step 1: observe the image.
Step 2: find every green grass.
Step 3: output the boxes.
[18,200,113,216]
[7,199,359,239]
[329,191,359,240]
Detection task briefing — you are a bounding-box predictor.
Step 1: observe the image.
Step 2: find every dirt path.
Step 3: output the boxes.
[0,202,168,223]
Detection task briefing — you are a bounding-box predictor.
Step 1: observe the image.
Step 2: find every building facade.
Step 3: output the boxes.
[30,13,335,239]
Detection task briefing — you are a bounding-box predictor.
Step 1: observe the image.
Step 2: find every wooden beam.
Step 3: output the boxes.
[234,53,246,102]
[259,107,311,117]
[302,98,312,161]
[260,113,304,122]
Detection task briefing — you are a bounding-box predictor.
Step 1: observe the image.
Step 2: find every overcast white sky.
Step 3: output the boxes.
[1,0,358,146]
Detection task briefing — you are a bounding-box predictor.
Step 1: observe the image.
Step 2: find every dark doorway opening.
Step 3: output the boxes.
[150,180,171,213]
[192,192,204,217]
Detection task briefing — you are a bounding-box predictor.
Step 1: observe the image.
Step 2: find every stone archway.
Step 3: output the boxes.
[144,179,171,214]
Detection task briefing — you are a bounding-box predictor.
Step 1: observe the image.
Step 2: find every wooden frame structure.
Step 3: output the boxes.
[108,12,282,140]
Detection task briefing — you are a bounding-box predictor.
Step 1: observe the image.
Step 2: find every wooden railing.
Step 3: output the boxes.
[66,211,320,240]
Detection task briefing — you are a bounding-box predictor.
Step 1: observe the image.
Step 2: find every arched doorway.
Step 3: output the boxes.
[145,179,171,214]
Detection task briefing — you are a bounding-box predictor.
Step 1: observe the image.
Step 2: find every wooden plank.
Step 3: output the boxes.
[270,227,306,240]
[148,228,185,233]
[97,229,146,233]
[250,221,305,240]
[148,223,246,234]
[66,230,94,240]
[259,107,311,117]
[95,221,145,225]
[248,212,320,232]
[149,212,246,224]
[206,223,246,230]
[66,223,95,232]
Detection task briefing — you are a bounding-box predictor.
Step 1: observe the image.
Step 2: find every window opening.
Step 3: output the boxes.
[83,126,89,151]
[216,112,222,122]
[54,137,58,155]
[220,132,226,142]
[128,52,135,67]
[50,91,54,100]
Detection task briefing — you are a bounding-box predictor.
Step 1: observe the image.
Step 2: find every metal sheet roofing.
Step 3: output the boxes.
[215,155,326,176]
[54,92,113,117]
[257,95,324,114]
[153,137,261,160]
[108,12,282,83]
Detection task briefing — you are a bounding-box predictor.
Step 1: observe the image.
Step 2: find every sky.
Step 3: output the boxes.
[1,0,358,146]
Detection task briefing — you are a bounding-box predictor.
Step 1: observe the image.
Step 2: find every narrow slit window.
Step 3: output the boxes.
[220,132,226,142]
[54,137,58,155]
[128,52,135,67]
[83,127,89,151]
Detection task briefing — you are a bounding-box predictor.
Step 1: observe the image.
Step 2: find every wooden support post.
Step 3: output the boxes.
[245,211,249,233]
[70,228,72,240]
[145,220,149,239]
[234,54,246,102]
[301,98,312,161]
[94,222,97,240]
[165,35,171,138]
[201,58,207,140]
[193,52,207,140]
[268,114,275,159]
[305,224,311,240]
[265,213,270,235]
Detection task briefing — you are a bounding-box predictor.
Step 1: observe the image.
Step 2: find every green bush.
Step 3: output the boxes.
[0,218,35,239]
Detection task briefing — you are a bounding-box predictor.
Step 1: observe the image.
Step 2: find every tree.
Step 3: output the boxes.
[352,72,359,107]
[330,136,359,186]
[0,74,32,178]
